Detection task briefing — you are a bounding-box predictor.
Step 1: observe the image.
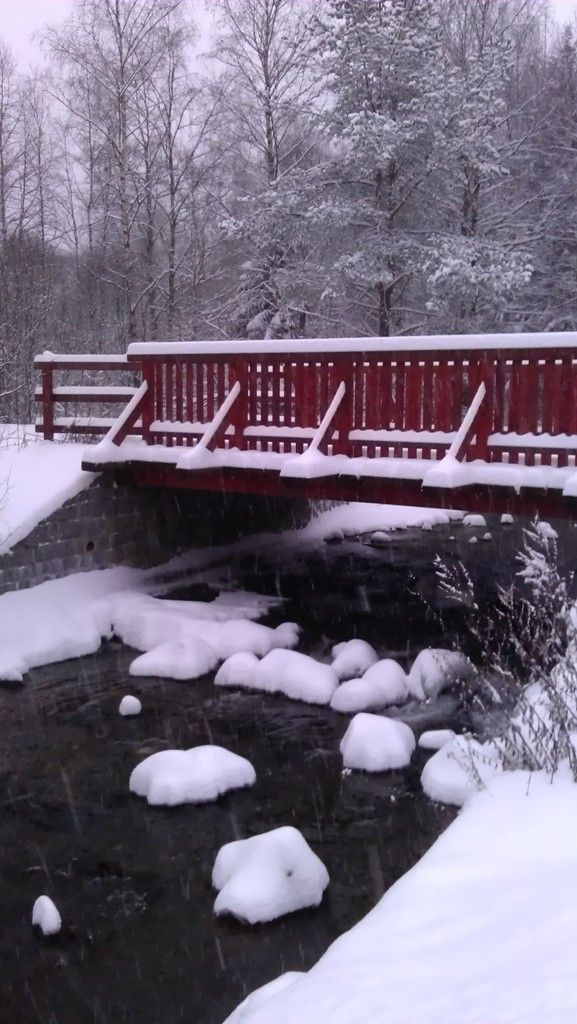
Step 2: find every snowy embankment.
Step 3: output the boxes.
[224,771,577,1024]
[0,426,93,554]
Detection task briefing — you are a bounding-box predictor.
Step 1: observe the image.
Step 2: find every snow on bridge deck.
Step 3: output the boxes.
[34,332,577,517]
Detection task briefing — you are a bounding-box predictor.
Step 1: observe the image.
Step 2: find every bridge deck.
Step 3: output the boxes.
[34,332,577,517]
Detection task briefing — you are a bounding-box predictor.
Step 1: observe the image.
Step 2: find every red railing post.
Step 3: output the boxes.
[42,365,54,440]
[141,359,153,444]
[470,353,494,460]
[331,358,353,454]
[229,357,248,449]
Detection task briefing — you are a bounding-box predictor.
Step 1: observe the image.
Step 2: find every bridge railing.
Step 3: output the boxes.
[126,335,577,467]
[34,353,142,441]
[35,334,577,470]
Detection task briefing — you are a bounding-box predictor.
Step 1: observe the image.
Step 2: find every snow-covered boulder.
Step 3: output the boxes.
[213,826,329,924]
[331,639,379,680]
[215,652,260,688]
[215,649,338,706]
[340,713,416,772]
[119,694,142,716]
[418,728,455,750]
[330,659,408,713]
[216,620,300,659]
[463,513,486,527]
[421,734,500,806]
[407,648,474,700]
[129,745,256,806]
[129,636,219,680]
[501,513,514,525]
[32,895,61,936]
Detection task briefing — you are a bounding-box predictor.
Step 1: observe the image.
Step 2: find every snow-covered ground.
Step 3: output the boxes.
[224,771,577,1024]
[0,425,93,554]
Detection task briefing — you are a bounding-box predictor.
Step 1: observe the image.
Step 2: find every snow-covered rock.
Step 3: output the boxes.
[463,513,486,527]
[32,895,61,936]
[340,713,416,772]
[215,652,261,688]
[215,649,338,706]
[130,636,219,680]
[217,620,300,660]
[501,513,514,524]
[418,728,455,750]
[331,639,379,680]
[468,536,478,544]
[482,532,493,541]
[421,734,500,806]
[213,826,329,924]
[369,530,391,547]
[129,745,256,806]
[330,659,408,713]
[119,694,142,716]
[407,649,473,701]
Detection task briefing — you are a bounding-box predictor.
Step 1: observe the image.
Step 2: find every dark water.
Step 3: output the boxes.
[0,518,565,1024]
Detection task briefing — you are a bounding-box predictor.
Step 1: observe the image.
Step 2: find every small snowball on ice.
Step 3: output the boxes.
[418,728,456,750]
[469,536,478,544]
[340,713,415,772]
[463,514,486,527]
[129,636,219,680]
[331,659,408,713]
[215,649,338,705]
[407,649,473,700]
[213,826,329,924]
[501,513,514,525]
[331,639,379,680]
[482,532,493,541]
[421,735,499,806]
[119,694,141,716]
[32,895,61,936]
[130,745,256,806]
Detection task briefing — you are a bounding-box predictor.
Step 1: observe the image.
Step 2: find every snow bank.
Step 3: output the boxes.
[340,713,416,771]
[225,771,577,1024]
[32,895,61,936]
[119,695,142,716]
[421,734,500,806]
[407,649,473,700]
[0,432,94,554]
[129,745,256,806]
[215,649,338,705]
[300,502,463,542]
[213,826,329,925]
[331,639,378,680]
[223,973,305,1024]
[330,659,408,713]
[418,728,455,750]
[0,567,287,683]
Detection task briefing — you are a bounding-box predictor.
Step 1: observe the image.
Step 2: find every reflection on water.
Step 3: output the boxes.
[0,520,550,1023]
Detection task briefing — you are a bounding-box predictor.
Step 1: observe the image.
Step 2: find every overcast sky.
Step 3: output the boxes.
[0,0,576,71]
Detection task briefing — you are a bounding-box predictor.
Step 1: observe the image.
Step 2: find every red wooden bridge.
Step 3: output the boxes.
[35,332,577,517]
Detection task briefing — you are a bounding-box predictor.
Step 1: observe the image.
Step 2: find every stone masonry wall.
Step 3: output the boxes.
[0,474,309,596]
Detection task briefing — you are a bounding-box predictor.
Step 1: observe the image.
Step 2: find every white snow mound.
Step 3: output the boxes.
[129,636,220,680]
[331,639,379,680]
[331,659,408,713]
[119,694,142,716]
[407,648,473,700]
[213,826,329,924]
[215,652,261,688]
[418,729,455,751]
[340,713,415,772]
[129,745,256,806]
[215,649,338,705]
[463,513,486,527]
[421,734,500,806]
[32,895,61,936]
